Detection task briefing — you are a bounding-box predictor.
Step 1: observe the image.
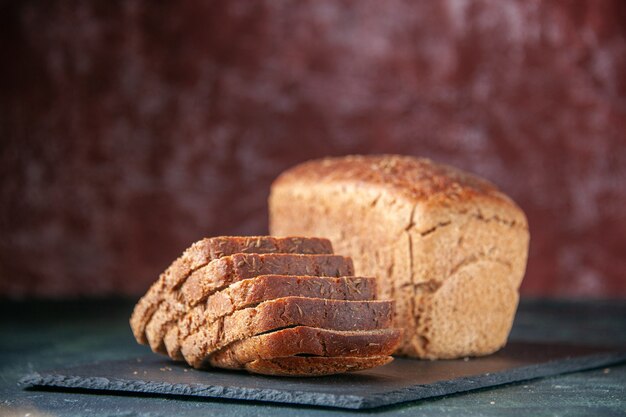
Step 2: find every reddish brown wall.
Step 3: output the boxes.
[1,1,625,298]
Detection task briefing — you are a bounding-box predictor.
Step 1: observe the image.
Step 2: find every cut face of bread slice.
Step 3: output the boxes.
[130,236,333,344]
[164,275,377,359]
[181,297,395,368]
[242,356,394,377]
[179,253,354,306]
[146,254,354,354]
[208,326,402,369]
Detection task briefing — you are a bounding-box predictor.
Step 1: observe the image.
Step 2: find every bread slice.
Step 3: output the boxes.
[242,356,394,376]
[181,297,395,368]
[269,155,530,358]
[164,275,377,359]
[146,254,354,354]
[208,326,402,369]
[179,253,354,306]
[130,236,333,343]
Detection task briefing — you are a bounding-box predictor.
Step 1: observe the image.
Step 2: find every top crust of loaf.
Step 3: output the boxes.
[272,155,527,225]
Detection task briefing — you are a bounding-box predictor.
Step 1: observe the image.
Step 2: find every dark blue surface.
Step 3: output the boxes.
[1,299,625,416]
[18,343,626,409]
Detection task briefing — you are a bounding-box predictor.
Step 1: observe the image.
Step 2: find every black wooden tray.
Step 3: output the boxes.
[20,342,626,409]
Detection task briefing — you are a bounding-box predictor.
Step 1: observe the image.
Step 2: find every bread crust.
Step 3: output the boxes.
[180,297,395,368]
[271,155,521,214]
[242,356,393,376]
[269,155,530,358]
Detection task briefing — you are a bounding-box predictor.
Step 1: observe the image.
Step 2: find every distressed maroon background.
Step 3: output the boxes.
[1,1,625,298]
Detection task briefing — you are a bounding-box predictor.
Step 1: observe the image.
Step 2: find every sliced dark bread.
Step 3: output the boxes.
[181,297,395,368]
[146,254,354,354]
[131,236,332,344]
[164,275,377,359]
[208,326,402,369]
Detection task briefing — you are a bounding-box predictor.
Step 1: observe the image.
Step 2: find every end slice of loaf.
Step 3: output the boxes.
[146,254,354,354]
[131,236,333,343]
[164,275,377,359]
[181,297,395,368]
[242,356,394,377]
[208,326,402,369]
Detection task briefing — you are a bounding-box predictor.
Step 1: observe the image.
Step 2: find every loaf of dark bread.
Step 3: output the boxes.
[269,155,530,359]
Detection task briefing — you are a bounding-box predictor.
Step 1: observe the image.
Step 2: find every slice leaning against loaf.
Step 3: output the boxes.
[146,254,354,354]
[164,275,376,359]
[181,297,395,368]
[208,326,402,370]
[131,236,333,344]
[243,356,394,377]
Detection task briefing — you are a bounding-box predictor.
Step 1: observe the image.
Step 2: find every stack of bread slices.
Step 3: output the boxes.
[130,236,401,376]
